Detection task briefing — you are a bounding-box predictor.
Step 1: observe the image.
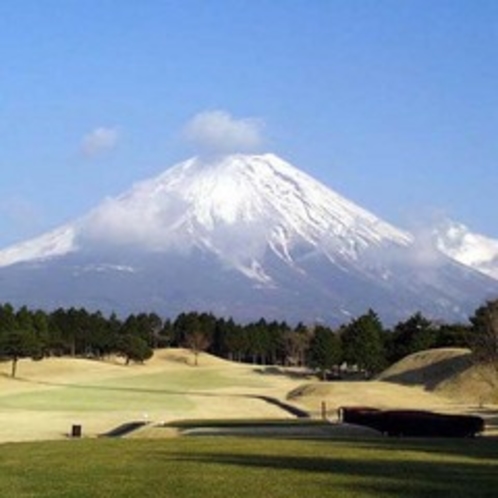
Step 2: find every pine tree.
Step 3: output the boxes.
[307,325,341,380]
[341,309,386,376]
[0,329,42,377]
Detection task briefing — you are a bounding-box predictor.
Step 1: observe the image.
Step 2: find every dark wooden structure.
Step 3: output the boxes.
[338,406,484,437]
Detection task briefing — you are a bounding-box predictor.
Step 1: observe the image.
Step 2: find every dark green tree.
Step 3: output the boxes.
[173,312,202,346]
[48,307,91,357]
[86,311,115,358]
[0,329,43,377]
[157,319,173,349]
[116,334,153,365]
[307,325,341,380]
[127,313,163,348]
[434,323,469,349]
[468,300,498,368]
[341,309,386,376]
[467,299,498,401]
[223,321,248,362]
[0,303,17,333]
[246,319,271,364]
[284,323,311,367]
[389,312,436,363]
[32,309,50,355]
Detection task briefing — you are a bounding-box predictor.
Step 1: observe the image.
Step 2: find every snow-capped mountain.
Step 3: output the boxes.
[434,220,498,281]
[0,154,411,272]
[0,153,496,325]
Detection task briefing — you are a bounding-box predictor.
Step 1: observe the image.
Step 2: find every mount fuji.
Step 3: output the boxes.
[0,153,496,325]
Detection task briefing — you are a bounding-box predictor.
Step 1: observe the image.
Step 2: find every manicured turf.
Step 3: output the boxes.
[0,369,265,412]
[0,380,194,412]
[1,436,497,497]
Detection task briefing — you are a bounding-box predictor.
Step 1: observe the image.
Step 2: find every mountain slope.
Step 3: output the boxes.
[77,153,415,284]
[0,154,496,324]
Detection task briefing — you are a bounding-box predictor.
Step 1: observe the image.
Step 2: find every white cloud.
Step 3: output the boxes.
[79,191,270,260]
[81,127,119,157]
[183,110,264,154]
[80,194,190,252]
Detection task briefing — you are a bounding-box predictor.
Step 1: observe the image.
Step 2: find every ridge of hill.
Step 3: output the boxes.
[378,348,473,390]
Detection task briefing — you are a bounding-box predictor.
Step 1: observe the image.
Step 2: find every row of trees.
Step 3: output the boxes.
[2,299,494,378]
[0,305,158,376]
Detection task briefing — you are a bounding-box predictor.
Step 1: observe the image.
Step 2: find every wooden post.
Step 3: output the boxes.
[71,425,82,438]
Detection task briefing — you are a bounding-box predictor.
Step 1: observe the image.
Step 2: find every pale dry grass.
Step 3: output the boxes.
[287,348,498,435]
[287,380,458,420]
[377,347,498,405]
[0,349,302,443]
[2,347,496,443]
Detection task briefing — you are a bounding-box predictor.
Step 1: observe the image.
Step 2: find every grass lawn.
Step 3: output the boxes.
[1,436,497,497]
[0,352,299,441]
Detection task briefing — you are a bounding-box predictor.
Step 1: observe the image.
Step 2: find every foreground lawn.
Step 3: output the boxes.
[1,436,497,497]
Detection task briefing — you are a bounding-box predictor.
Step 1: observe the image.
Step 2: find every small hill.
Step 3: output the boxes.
[378,348,498,404]
[287,381,453,419]
[287,349,498,436]
[378,348,473,390]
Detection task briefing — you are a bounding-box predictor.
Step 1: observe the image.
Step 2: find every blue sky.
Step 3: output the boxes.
[1,0,497,247]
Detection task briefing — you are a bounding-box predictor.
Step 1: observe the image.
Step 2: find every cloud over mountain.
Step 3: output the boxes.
[0,153,496,325]
[183,110,264,155]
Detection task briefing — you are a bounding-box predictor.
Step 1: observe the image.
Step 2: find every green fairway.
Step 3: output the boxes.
[0,383,195,412]
[0,368,263,412]
[1,437,497,497]
[0,352,300,441]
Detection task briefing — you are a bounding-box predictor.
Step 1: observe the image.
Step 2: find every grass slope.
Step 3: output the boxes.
[0,349,303,443]
[377,348,473,389]
[1,437,497,497]
[287,380,455,418]
[1,347,497,442]
[377,348,498,404]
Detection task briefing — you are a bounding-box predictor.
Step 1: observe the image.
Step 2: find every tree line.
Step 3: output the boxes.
[0,300,496,378]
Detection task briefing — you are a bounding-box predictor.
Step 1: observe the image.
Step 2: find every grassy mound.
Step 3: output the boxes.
[287,381,452,419]
[377,348,472,389]
[377,348,498,404]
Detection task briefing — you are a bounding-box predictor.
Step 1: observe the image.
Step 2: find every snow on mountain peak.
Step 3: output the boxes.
[0,154,496,324]
[0,153,412,271]
[80,153,412,267]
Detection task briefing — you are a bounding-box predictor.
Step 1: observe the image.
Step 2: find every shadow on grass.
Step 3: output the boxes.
[169,445,498,497]
[99,421,149,437]
[470,407,498,433]
[254,366,315,380]
[329,435,498,461]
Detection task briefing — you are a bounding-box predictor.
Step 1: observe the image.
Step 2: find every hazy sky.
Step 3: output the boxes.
[1,0,497,247]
